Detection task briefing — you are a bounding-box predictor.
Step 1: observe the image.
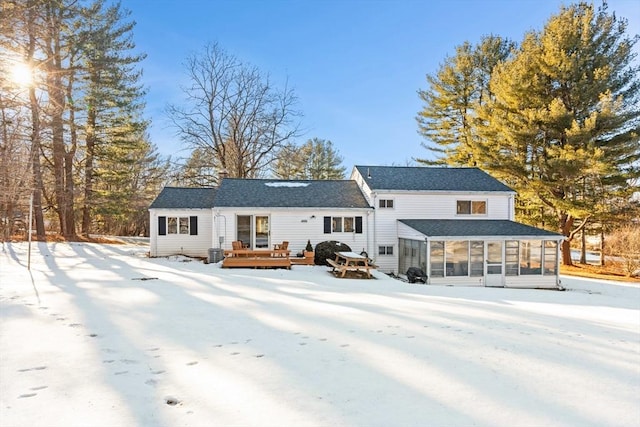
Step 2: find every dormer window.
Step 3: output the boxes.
[457,200,486,215]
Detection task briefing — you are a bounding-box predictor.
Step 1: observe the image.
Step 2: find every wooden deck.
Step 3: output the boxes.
[222,256,291,269]
[222,249,291,269]
[290,256,315,265]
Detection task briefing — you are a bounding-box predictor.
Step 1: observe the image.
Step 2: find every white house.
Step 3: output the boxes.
[351,166,563,288]
[148,166,564,289]
[148,187,216,257]
[211,178,372,256]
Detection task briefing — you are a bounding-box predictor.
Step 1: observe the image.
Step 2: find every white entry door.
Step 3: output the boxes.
[485,241,504,287]
[236,215,270,249]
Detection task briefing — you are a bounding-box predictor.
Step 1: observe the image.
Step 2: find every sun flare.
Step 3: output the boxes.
[10,63,33,87]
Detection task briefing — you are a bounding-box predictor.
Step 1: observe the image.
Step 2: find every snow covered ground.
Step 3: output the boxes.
[1,241,639,427]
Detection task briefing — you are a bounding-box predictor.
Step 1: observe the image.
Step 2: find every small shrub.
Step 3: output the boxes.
[314,241,352,266]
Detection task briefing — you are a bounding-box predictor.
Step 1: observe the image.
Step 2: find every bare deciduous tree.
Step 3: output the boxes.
[168,42,302,178]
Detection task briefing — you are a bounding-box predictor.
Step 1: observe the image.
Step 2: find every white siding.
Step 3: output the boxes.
[213,208,370,255]
[369,192,513,273]
[504,276,558,289]
[149,209,213,257]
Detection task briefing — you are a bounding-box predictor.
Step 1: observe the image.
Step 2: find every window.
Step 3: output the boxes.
[505,240,519,276]
[446,241,469,276]
[378,245,393,255]
[324,216,363,234]
[470,241,484,276]
[429,241,444,277]
[457,200,486,215]
[344,217,354,232]
[179,217,189,234]
[158,216,198,236]
[168,217,178,234]
[544,241,558,275]
[379,199,394,208]
[520,240,542,275]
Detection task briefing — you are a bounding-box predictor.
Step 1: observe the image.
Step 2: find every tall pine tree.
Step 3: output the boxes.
[416,35,513,166]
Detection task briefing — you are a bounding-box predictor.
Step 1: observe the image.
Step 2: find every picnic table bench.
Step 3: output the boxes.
[327,251,376,278]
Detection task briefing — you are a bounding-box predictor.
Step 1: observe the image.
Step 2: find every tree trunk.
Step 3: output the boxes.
[82,103,96,236]
[560,213,574,266]
[579,227,587,264]
[29,86,46,239]
[600,228,606,266]
[45,3,73,238]
[64,151,76,238]
[64,70,78,239]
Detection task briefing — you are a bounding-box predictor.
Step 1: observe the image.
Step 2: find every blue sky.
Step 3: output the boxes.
[125,0,640,170]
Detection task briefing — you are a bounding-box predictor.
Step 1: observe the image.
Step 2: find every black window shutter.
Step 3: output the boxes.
[355,216,363,234]
[158,216,166,235]
[190,216,198,235]
[323,216,331,234]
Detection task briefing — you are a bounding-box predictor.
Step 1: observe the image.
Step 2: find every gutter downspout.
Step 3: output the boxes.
[425,237,430,285]
[372,192,377,267]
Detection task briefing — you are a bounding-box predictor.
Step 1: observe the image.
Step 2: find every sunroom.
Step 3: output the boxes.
[397,219,565,289]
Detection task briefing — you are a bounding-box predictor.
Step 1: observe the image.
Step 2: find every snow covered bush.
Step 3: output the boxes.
[314,240,351,266]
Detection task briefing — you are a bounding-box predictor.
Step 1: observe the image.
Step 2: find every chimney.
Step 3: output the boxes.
[218,169,229,181]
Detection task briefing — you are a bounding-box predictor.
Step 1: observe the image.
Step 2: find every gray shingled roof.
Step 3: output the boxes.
[149,187,217,209]
[354,165,514,192]
[214,179,371,208]
[399,219,563,238]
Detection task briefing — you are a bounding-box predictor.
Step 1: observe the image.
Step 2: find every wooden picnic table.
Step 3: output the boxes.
[326,251,376,278]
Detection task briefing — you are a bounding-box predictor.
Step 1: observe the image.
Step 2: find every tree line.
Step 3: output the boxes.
[416,2,640,265]
[1,0,168,240]
[0,2,346,241]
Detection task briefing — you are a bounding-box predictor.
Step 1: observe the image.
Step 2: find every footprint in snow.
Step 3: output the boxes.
[18,366,46,372]
[120,359,139,365]
[186,361,198,366]
[114,371,128,376]
[152,370,165,375]
[18,393,37,398]
[30,386,48,391]
[68,323,82,328]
